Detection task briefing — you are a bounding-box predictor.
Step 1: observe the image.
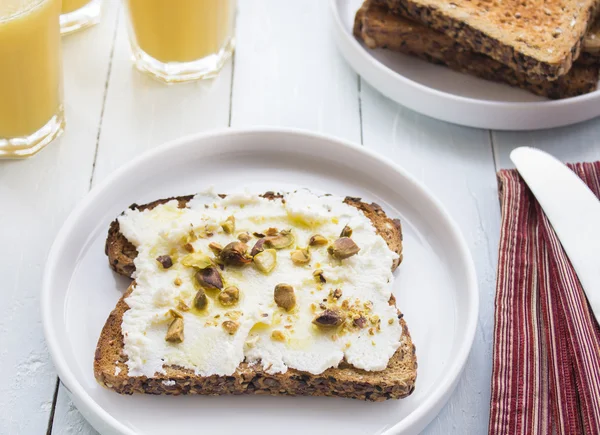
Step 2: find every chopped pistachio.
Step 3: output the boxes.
[265,229,294,249]
[265,227,279,236]
[181,252,213,269]
[195,266,223,290]
[308,234,328,247]
[388,318,395,325]
[156,255,173,269]
[290,248,311,265]
[197,225,215,238]
[218,286,240,306]
[177,300,190,311]
[328,237,360,260]
[187,229,198,243]
[208,242,223,256]
[330,288,342,300]
[250,238,267,256]
[220,241,252,266]
[166,318,184,342]
[274,284,296,311]
[353,316,367,329]
[313,269,326,283]
[168,309,182,319]
[193,289,208,310]
[254,249,277,273]
[237,232,251,243]
[183,243,195,253]
[221,215,235,234]
[173,277,182,286]
[313,309,343,328]
[222,320,240,335]
[271,330,286,342]
[340,225,353,238]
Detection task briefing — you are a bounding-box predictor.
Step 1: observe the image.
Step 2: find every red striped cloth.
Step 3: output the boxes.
[489,163,600,435]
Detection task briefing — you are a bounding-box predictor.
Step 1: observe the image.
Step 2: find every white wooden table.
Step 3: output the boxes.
[2,1,600,433]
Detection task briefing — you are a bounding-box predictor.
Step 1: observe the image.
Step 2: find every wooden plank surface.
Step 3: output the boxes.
[230,0,361,140]
[359,80,502,434]
[0,2,119,433]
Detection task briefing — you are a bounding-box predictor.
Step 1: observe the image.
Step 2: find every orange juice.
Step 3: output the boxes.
[61,0,91,14]
[126,0,235,63]
[0,0,63,140]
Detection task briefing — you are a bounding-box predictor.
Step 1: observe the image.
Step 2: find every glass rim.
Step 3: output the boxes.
[0,0,48,24]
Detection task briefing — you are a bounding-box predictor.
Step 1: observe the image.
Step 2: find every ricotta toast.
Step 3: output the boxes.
[95,190,417,401]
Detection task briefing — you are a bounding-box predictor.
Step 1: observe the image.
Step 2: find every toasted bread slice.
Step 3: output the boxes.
[380,0,600,80]
[355,1,599,99]
[95,284,416,401]
[105,193,404,278]
[97,192,415,401]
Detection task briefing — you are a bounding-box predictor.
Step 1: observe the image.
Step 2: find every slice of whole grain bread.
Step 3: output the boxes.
[97,192,414,401]
[355,0,599,99]
[105,192,404,277]
[95,284,416,401]
[380,0,600,81]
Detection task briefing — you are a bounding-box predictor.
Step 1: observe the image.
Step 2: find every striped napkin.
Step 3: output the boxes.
[489,162,600,435]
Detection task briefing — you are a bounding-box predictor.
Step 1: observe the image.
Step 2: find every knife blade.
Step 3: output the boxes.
[511,147,600,322]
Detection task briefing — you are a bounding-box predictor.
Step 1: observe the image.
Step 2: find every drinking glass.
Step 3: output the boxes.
[124,0,236,83]
[0,0,65,159]
[60,0,101,35]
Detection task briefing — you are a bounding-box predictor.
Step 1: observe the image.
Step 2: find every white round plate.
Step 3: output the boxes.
[43,128,478,435]
[331,0,600,130]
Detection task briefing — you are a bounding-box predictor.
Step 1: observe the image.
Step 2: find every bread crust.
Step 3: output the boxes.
[98,191,415,401]
[354,1,600,99]
[382,0,600,80]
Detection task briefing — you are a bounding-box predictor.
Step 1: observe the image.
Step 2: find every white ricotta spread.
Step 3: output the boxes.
[118,190,402,378]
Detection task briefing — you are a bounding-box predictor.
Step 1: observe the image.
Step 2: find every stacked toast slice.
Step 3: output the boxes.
[355,0,600,99]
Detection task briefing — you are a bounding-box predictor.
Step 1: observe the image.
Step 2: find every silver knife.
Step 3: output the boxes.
[511,147,600,322]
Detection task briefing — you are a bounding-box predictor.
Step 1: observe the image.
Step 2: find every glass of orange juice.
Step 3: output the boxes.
[0,0,65,159]
[124,0,236,83]
[60,0,101,35]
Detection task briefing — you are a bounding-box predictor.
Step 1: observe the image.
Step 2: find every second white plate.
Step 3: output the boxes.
[43,128,478,435]
[331,0,600,130]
